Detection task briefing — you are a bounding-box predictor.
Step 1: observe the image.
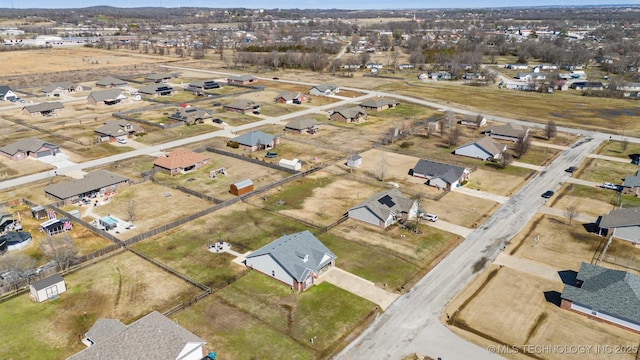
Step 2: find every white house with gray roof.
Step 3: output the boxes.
[598,207,640,245]
[621,170,640,196]
[348,188,418,229]
[561,262,640,333]
[41,81,86,97]
[245,230,336,292]
[68,311,206,360]
[410,159,470,191]
[309,84,339,96]
[0,85,18,101]
[454,136,507,161]
[45,170,129,204]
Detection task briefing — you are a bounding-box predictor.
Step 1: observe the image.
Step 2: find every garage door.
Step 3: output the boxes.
[36,150,51,158]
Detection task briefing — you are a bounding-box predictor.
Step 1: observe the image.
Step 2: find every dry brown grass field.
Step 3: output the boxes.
[446,266,639,360]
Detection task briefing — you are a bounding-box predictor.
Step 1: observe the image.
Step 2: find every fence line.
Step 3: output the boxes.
[127,247,210,292]
[5,117,87,146]
[205,147,299,174]
[175,185,223,204]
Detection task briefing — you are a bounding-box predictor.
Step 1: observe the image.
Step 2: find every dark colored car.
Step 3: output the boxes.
[542,190,554,198]
[564,166,577,173]
[252,110,261,115]
[265,151,278,158]
[212,118,223,124]
[272,77,279,80]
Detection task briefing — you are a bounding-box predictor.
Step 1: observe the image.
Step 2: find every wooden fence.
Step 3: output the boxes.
[206,147,300,174]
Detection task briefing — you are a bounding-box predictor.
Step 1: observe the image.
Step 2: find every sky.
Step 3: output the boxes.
[2,0,638,9]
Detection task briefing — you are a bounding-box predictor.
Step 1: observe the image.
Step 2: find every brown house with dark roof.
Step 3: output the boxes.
[275,91,307,104]
[359,98,399,111]
[153,148,210,176]
[168,107,212,125]
[285,118,320,134]
[95,120,144,143]
[223,99,260,114]
[44,170,129,204]
[0,138,59,160]
[22,102,64,116]
[330,107,367,123]
[227,75,258,85]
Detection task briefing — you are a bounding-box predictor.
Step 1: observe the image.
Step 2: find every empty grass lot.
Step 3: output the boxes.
[210,271,375,358]
[595,140,640,159]
[577,158,638,184]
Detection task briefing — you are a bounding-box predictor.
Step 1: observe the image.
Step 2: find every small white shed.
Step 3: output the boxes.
[279,158,302,171]
[30,273,66,302]
[347,154,362,168]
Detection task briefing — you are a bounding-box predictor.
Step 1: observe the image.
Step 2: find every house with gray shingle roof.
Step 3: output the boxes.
[285,118,320,134]
[0,138,59,160]
[561,262,640,333]
[454,136,507,161]
[231,130,279,152]
[188,79,221,90]
[410,159,470,191]
[460,114,487,128]
[22,101,64,116]
[329,107,367,123]
[168,107,212,125]
[348,188,418,229]
[621,170,640,196]
[87,89,128,106]
[598,207,640,245]
[223,99,260,114]
[41,81,86,97]
[144,73,172,83]
[359,98,399,111]
[0,85,18,101]
[482,123,529,142]
[95,76,127,88]
[68,311,206,360]
[95,120,144,143]
[275,91,307,104]
[244,230,336,292]
[45,170,129,204]
[138,84,174,97]
[227,74,258,85]
[309,84,339,96]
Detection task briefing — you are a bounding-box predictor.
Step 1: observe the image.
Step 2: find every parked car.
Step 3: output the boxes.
[421,213,438,222]
[117,138,127,144]
[265,151,278,158]
[212,118,223,124]
[252,110,261,115]
[272,77,280,80]
[542,190,554,198]
[601,182,621,190]
[293,99,302,104]
[564,166,577,173]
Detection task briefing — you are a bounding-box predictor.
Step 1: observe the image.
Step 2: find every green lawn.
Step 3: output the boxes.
[265,176,334,210]
[595,140,640,160]
[578,158,638,184]
[515,145,560,166]
[214,271,374,355]
[561,183,640,208]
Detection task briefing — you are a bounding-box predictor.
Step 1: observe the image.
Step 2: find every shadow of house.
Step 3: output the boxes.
[558,270,578,285]
[543,290,561,306]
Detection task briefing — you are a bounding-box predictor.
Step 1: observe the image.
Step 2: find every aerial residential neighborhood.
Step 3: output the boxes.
[0,4,639,360]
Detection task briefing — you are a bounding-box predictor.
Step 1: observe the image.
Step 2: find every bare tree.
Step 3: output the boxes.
[126,193,136,222]
[565,206,578,225]
[498,151,513,169]
[514,134,531,158]
[544,120,557,139]
[621,139,629,152]
[379,153,387,182]
[447,124,461,147]
[39,234,78,271]
[0,254,36,290]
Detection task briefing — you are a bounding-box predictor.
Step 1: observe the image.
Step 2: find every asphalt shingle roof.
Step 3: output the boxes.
[42,81,76,93]
[232,130,275,147]
[622,170,640,188]
[228,74,256,82]
[285,118,319,130]
[484,123,528,139]
[68,311,205,360]
[247,230,336,282]
[561,262,640,325]
[168,107,212,122]
[154,148,209,170]
[31,273,63,291]
[333,107,365,119]
[89,89,126,102]
[411,159,467,184]
[95,120,133,136]
[349,188,415,223]
[23,102,64,113]
[95,76,127,87]
[457,136,504,156]
[225,99,258,110]
[85,319,126,344]
[0,138,57,156]
[45,170,128,200]
[359,98,399,108]
[138,84,173,94]
[599,207,640,228]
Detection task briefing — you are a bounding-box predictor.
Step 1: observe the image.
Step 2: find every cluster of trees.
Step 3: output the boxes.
[232,50,330,71]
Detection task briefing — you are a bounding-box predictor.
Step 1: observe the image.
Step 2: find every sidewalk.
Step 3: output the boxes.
[493,252,561,283]
[587,153,631,163]
[511,161,544,171]
[539,206,597,224]
[456,186,510,204]
[426,220,474,238]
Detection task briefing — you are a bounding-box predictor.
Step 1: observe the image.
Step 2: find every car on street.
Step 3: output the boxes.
[272,77,279,80]
[117,138,127,144]
[421,213,438,222]
[564,166,577,173]
[541,190,554,198]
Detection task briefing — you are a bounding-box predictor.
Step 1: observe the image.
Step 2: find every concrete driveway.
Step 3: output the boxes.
[319,267,399,310]
[426,219,474,238]
[36,153,77,169]
[456,186,510,204]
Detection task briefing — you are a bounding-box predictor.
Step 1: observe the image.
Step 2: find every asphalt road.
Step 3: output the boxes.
[336,134,606,360]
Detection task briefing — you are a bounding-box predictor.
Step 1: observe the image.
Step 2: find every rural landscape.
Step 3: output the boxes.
[0,4,639,360]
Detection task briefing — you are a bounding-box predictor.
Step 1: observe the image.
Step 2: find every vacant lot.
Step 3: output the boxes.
[578,158,638,184]
[446,266,639,360]
[175,271,375,360]
[424,191,501,228]
[0,250,201,360]
[548,183,640,219]
[507,214,602,271]
[595,140,640,159]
